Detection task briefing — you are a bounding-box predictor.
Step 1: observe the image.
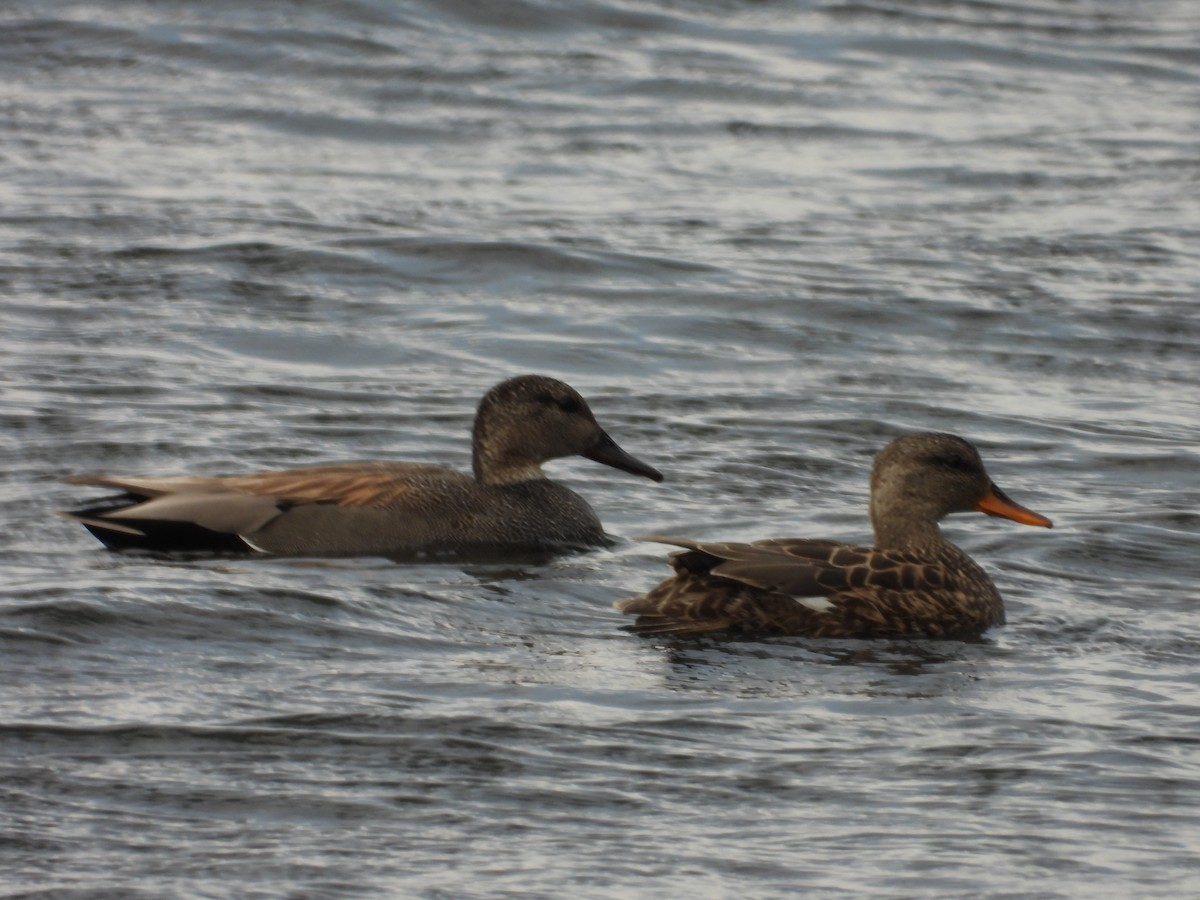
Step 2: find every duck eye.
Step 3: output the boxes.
[536,393,582,414]
[937,453,974,472]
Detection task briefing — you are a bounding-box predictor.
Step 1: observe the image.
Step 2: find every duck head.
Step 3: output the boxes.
[472,375,664,487]
[868,432,1051,547]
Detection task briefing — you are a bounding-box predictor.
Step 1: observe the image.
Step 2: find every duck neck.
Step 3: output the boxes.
[869,493,946,550]
[872,517,944,550]
[475,459,546,487]
[472,433,545,487]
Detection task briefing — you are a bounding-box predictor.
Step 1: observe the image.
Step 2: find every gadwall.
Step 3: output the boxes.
[617,432,1051,639]
[63,375,663,559]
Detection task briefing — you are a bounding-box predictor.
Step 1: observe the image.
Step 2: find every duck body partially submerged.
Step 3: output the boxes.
[618,433,1051,639]
[63,375,663,559]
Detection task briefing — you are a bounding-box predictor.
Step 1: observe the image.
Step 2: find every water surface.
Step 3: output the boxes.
[3,0,1199,896]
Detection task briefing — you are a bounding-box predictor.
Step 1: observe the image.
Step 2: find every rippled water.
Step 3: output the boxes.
[3,0,1200,896]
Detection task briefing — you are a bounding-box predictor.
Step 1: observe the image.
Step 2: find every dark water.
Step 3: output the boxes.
[4,0,1200,895]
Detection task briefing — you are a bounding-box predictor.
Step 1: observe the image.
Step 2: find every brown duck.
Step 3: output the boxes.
[617,432,1051,639]
[62,374,663,559]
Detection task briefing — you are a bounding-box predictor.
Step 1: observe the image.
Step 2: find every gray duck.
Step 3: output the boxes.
[63,374,663,559]
[617,432,1051,639]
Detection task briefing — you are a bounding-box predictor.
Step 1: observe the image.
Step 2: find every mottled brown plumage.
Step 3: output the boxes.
[617,432,1052,639]
[62,375,663,559]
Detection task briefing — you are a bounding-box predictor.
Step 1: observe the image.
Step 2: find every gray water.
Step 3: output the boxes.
[3,0,1200,896]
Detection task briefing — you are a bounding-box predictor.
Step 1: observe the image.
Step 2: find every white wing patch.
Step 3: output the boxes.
[798,596,835,613]
[240,535,270,554]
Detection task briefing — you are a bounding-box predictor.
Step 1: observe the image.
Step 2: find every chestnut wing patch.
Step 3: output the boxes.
[224,463,466,509]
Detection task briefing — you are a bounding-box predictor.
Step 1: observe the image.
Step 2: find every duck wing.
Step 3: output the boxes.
[60,462,467,552]
[218,462,467,508]
[619,536,985,638]
[638,535,956,596]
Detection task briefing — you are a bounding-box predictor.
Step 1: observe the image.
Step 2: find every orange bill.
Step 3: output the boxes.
[977,482,1053,528]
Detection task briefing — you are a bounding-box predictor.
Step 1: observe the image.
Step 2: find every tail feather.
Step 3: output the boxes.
[56,511,146,537]
[619,615,734,636]
[615,593,735,635]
